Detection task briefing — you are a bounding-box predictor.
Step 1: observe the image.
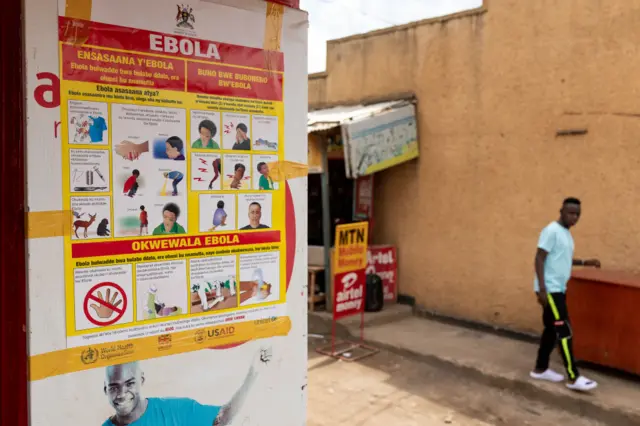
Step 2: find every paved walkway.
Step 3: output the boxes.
[309,306,640,426]
[307,319,604,425]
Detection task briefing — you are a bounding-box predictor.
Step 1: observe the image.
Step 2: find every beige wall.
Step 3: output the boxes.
[310,0,640,333]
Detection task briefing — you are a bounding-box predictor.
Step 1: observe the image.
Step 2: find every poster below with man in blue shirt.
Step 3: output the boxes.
[101,348,269,426]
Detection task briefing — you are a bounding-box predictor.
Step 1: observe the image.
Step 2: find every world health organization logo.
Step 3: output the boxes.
[80,347,99,365]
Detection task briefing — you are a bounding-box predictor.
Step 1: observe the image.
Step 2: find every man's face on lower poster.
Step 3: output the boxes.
[105,363,144,418]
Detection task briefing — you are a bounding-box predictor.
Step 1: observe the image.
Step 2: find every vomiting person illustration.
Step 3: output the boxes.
[210,200,227,231]
[163,170,184,196]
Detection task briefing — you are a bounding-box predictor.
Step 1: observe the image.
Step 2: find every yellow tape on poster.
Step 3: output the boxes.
[30,317,291,381]
[61,0,92,45]
[267,160,309,182]
[263,2,284,52]
[27,210,73,239]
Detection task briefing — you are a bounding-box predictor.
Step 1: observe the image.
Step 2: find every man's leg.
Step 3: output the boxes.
[172,176,183,196]
[547,293,597,391]
[531,297,564,382]
[546,293,580,381]
[128,182,138,197]
[534,304,557,372]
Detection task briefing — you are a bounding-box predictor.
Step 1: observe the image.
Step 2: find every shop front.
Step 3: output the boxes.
[307,98,418,311]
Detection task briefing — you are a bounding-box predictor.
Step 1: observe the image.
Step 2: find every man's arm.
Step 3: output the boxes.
[212,356,259,425]
[535,248,549,306]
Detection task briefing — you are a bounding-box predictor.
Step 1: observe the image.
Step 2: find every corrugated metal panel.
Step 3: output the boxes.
[307,100,409,133]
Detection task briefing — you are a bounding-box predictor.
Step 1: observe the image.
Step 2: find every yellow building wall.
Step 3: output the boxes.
[310,1,640,333]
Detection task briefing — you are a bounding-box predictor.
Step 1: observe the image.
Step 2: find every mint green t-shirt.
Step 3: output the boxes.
[534,221,574,294]
[102,397,220,426]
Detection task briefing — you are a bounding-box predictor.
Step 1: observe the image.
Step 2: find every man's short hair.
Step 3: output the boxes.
[235,163,246,171]
[257,162,266,172]
[249,202,262,210]
[163,202,181,218]
[563,197,581,206]
[236,123,248,133]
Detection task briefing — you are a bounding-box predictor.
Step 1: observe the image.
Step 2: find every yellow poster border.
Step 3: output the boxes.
[30,316,291,381]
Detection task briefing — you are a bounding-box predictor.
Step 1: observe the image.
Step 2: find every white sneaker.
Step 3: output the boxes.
[530,369,565,383]
[566,376,598,392]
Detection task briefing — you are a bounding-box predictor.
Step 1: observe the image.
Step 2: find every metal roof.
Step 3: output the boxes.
[307,99,411,133]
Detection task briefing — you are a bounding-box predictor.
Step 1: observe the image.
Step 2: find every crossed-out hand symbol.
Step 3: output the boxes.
[90,288,123,318]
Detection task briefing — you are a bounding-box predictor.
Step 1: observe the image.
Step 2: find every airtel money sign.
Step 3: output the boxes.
[333,222,368,320]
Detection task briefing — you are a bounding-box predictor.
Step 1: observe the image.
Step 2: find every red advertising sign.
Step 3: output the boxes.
[354,175,374,219]
[332,222,369,320]
[366,245,398,303]
[333,269,367,320]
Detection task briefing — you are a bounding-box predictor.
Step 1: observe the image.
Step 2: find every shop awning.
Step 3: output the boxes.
[307,99,410,134]
[308,98,419,178]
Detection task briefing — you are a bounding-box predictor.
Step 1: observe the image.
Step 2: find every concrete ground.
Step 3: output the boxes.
[307,306,640,426]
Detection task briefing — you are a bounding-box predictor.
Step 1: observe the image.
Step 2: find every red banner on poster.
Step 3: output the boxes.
[366,245,398,303]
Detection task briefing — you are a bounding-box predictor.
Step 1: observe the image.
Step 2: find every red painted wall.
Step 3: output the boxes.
[0,0,28,424]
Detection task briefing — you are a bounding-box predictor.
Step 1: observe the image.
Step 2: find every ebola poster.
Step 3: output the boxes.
[25,0,308,424]
[60,9,288,351]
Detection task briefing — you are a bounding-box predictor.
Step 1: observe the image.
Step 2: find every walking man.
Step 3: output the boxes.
[530,197,600,391]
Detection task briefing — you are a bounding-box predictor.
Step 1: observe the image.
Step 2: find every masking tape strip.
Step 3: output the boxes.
[263,2,284,73]
[61,0,93,45]
[267,161,309,182]
[29,317,291,381]
[27,210,73,239]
